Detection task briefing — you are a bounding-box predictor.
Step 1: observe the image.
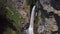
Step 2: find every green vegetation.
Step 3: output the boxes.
[0,0,24,34]
[6,7,24,29]
[3,28,12,34]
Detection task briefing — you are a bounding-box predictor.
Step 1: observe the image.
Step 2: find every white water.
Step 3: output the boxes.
[28,6,36,34]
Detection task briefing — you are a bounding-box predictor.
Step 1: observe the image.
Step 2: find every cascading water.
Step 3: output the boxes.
[28,6,36,34]
[23,5,36,34]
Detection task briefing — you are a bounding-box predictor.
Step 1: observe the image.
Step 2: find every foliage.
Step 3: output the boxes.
[3,28,12,34]
[0,0,24,34]
[6,7,24,29]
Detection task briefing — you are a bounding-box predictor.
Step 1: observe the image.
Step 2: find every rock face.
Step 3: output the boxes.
[40,0,60,16]
[38,16,58,34]
[35,0,60,34]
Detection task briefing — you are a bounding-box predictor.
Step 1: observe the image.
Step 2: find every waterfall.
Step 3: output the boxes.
[28,5,36,34]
